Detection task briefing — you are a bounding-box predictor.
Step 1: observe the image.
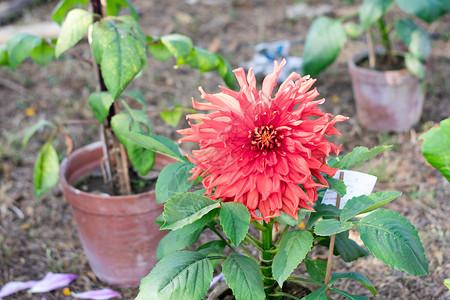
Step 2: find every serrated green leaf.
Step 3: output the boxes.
[220,202,250,246]
[358,209,428,275]
[301,287,327,300]
[325,176,347,197]
[344,22,363,39]
[162,193,220,231]
[222,254,265,300]
[187,47,221,72]
[156,224,203,259]
[305,258,327,282]
[405,53,426,78]
[22,120,55,150]
[148,40,172,61]
[334,231,369,262]
[275,209,312,226]
[303,16,347,77]
[120,100,151,131]
[88,92,114,123]
[314,219,354,236]
[155,162,195,204]
[34,142,59,196]
[160,105,183,127]
[217,56,237,89]
[161,34,193,65]
[395,0,446,22]
[111,113,155,175]
[395,19,430,61]
[329,272,376,296]
[330,145,392,169]
[273,230,313,287]
[30,43,55,66]
[7,33,42,69]
[307,204,341,229]
[51,0,89,25]
[419,117,450,181]
[358,0,393,29]
[92,16,147,99]
[136,251,213,300]
[340,191,402,222]
[55,8,92,57]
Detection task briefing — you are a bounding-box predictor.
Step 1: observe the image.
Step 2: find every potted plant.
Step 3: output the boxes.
[302,0,449,132]
[126,60,428,299]
[3,0,236,287]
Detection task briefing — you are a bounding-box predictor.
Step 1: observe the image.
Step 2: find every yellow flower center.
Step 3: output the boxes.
[249,125,280,150]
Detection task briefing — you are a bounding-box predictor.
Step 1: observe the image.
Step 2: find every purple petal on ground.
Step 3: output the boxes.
[29,272,78,293]
[72,288,122,299]
[0,280,38,298]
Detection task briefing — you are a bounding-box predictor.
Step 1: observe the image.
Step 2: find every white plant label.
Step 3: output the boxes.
[322,170,377,209]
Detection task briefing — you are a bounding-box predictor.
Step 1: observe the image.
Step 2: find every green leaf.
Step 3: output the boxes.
[328,288,369,300]
[148,40,172,61]
[358,0,393,29]
[303,16,347,77]
[22,120,55,149]
[55,8,92,57]
[222,254,265,300]
[405,53,426,78]
[220,202,251,246]
[330,145,392,169]
[334,231,369,262]
[30,43,55,66]
[155,162,195,204]
[395,0,446,22]
[120,100,151,131]
[88,92,114,123]
[344,22,363,39]
[106,0,138,19]
[160,105,183,127]
[395,19,431,61]
[301,287,327,300]
[114,130,183,161]
[51,0,89,25]
[162,193,220,231]
[197,240,227,253]
[217,56,237,89]
[273,230,313,287]
[111,113,155,175]
[187,47,221,72]
[314,219,354,236]
[325,176,347,197]
[92,16,147,99]
[0,44,8,66]
[340,191,402,222]
[358,209,428,275]
[329,272,376,296]
[156,224,203,259]
[34,142,59,196]
[275,209,311,226]
[419,117,450,181]
[445,278,450,290]
[307,204,340,229]
[305,258,327,282]
[136,251,213,300]
[7,33,42,69]
[161,34,193,66]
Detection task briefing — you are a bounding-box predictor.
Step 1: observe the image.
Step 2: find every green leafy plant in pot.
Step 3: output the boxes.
[302,0,449,132]
[4,0,236,287]
[126,60,428,300]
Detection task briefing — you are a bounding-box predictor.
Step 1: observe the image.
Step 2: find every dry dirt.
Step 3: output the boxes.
[0,0,449,299]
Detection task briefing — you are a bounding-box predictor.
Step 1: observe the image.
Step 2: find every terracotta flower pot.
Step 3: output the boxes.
[348,51,425,132]
[59,142,173,287]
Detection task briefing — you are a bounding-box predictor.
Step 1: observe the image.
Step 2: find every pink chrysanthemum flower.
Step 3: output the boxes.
[178,59,347,221]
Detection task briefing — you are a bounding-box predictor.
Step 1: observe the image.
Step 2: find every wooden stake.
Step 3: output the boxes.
[366,29,376,69]
[325,172,344,295]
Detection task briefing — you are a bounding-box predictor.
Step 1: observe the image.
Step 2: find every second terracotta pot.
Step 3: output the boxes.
[348,51,425,132]
[59,142,173,287]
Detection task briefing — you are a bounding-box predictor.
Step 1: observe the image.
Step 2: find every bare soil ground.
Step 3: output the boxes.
[0,0,449,299]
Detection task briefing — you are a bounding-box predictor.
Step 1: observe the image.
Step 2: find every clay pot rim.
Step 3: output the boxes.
[348,50,411,77]
[59,141,165,200]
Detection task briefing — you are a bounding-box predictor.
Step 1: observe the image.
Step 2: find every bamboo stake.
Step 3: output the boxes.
[366,29,376,69]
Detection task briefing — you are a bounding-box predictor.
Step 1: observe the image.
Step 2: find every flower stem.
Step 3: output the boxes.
[261,221,277,299]
[208,225,238,255]
[239,244,258,262]
[245,234,264,252]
